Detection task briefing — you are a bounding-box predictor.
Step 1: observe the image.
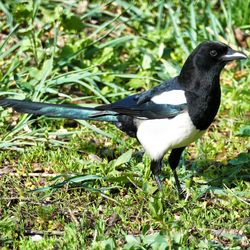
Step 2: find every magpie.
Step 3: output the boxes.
[0,41,247,198]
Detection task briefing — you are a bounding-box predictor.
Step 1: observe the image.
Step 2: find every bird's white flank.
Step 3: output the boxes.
[136,112,205,160]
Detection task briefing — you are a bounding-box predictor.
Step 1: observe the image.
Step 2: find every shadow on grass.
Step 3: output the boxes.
[30,136,249,198]
[187,152,250,188]
[76,140,250,189]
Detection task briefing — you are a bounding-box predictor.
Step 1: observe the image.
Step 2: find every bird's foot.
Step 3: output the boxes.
[155,174,163,192]
[177,188,186,200]
[172,169,187,200]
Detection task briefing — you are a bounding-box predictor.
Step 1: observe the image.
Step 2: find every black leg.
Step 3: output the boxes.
[150,159,163,191]
[168,147,186,199]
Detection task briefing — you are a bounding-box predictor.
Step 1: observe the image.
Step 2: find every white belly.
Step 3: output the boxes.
[136,112,205,160]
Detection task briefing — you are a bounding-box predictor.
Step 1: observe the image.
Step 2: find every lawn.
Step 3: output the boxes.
[0,0,249,249]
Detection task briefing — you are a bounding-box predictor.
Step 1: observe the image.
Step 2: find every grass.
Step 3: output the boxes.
[0,0,250,249]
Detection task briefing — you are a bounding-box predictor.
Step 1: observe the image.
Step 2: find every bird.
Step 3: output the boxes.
[0,41,247,198]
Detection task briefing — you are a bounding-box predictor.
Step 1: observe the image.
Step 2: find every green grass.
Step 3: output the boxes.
[0,0,249,249]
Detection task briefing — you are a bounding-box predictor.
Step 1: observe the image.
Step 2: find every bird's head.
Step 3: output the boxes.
[179,41,247,85]
[194,41,247,69]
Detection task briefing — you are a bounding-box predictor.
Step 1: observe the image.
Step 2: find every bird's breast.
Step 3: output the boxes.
[185,80,221,130]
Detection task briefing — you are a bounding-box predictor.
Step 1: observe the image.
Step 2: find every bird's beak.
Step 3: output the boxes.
[221,48,248,61]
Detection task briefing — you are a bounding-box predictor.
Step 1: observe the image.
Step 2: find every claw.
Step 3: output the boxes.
[172,169,186,199]
[150,160,163,192]
[155,174,163,191]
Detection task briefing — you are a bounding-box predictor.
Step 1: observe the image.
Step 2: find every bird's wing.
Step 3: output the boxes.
[96,78,187,119]
[134,77,183,104]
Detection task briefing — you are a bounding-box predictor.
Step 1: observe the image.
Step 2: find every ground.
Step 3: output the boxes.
[0,1,249,249]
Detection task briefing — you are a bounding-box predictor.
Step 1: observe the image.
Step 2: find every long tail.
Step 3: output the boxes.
[0,99,118,122]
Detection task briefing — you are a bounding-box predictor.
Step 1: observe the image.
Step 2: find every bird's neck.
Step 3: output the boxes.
[178,68,222,131]
[178,56,224,92]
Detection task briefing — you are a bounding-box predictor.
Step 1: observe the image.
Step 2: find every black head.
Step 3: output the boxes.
[179,41,247,84]
[193,41,247,69]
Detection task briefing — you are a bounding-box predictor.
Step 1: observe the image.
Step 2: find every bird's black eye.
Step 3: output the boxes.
[210,50,218,57]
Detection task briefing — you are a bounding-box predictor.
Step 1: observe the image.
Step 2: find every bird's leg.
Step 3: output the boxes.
[150,159,163,191]
[172,169,183,199]
[168,147,186,199]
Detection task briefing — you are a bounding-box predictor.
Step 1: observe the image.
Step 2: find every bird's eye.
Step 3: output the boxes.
[210,50,218,57]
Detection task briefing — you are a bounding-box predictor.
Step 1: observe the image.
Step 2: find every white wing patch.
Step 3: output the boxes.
[136,112,205,160]
[151,90,186,105]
